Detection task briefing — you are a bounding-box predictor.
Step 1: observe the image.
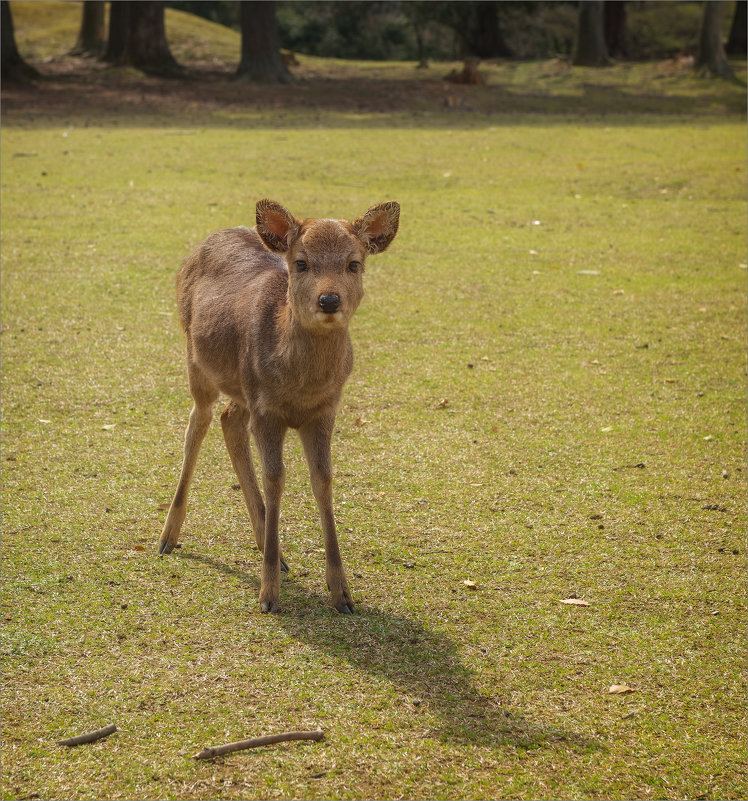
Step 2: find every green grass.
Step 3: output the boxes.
[2,6,747,801]
[10,0,242,64]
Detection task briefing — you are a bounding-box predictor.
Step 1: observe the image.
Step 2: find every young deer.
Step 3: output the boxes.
[159,199,400,614]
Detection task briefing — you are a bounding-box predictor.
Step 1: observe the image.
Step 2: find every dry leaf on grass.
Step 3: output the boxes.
[559,598,590,606]
[463,580,477,590]
[436,399,450,408]
[608,683,636,694]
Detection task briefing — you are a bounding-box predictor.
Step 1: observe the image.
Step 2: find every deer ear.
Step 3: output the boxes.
[256,199,300,253]
[352,201,400,255]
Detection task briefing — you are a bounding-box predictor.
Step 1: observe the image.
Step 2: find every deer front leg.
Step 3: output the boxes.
[300,418,354,614]
[252,419,287,613]
[221,401,288,572]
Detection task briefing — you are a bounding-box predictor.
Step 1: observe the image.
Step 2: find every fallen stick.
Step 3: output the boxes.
[193,729,324,760]
[58,724,117,747]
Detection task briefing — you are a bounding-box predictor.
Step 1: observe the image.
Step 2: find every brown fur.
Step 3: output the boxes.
[444,58,485,85]
[159,199,400,614]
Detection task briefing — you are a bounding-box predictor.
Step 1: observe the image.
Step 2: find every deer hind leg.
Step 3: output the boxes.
[158,361,218,555]
[220,401,288,573]
[251,418,287,613]
[299,418,354,614]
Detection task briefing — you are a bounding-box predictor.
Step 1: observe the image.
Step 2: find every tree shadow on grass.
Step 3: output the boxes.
[2,59,746,126]
[178,551,600,754]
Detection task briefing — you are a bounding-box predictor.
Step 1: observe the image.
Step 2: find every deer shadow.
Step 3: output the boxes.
[177,550,599,753]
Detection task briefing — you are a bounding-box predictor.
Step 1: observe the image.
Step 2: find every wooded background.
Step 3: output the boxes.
[3,1,746,83]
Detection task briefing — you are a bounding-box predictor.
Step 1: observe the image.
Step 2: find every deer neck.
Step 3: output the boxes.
[277,305,351,377]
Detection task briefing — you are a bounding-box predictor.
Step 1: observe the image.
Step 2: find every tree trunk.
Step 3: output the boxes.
[71,1,106,57]
[603,1,627,60]
[572,1,611,67]
[128,1,181,75]
[236,1,292,83]
[695,1,733,78]
[414,24,428,69]
[405,4,429,68]
[726,0,747,56]
[103,0,130,64]
[102,1,181,76]
[1,0,39,81]
[472,2,512,59]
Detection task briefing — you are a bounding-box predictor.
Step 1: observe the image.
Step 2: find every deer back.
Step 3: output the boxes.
[176,200,399,428]
[176,226,353,426]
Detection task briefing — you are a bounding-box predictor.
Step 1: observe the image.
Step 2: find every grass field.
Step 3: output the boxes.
[2,4,747,801]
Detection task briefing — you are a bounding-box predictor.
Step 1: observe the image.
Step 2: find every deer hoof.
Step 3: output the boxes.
[335,601,355,615]
[158,540,174,555]
[280,557,290,573]
[260,599,279,614]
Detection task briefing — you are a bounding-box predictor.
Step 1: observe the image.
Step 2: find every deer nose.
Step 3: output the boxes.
[318,294,340,313]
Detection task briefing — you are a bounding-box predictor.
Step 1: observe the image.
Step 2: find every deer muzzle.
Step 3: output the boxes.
[318,293,341,314]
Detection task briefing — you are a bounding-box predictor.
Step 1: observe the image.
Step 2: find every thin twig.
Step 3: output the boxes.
[192,729,324,760]
[57,724,117,747]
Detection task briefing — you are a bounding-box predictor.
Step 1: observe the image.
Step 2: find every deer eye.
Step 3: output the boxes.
[294,260,308,272]
[347,261,361,273]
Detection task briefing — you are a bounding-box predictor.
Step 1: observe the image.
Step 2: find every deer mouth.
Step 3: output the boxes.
[309,307,347,330]
[319,308,344,322]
